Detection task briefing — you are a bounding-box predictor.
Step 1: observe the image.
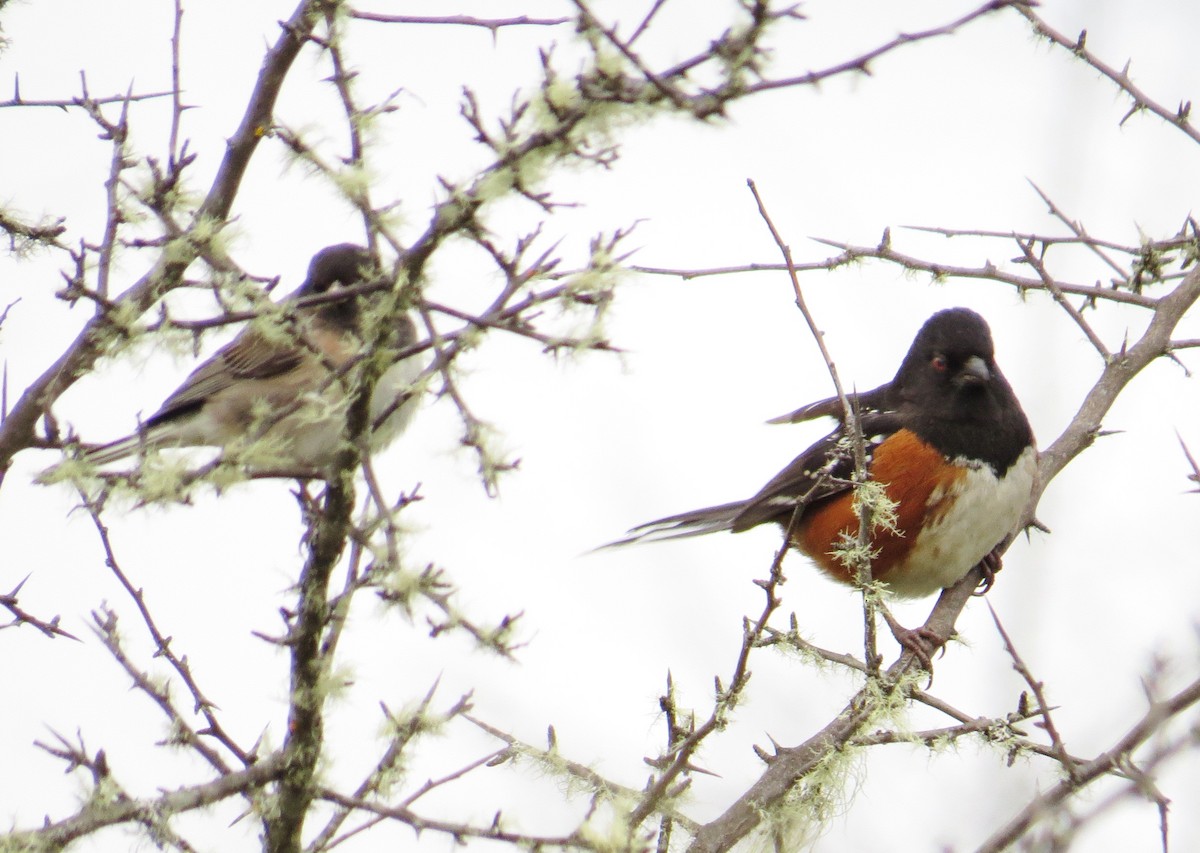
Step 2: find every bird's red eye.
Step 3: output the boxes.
[931,354,948,372]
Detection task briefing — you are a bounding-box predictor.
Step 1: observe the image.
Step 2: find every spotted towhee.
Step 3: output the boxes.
[84,244,422,471]
[611,308,1037,599]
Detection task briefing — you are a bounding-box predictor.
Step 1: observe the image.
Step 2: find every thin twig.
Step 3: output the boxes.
[76,489,252,767]
[1017,6,1200,146]
[746,178,881,673]
[976,675,1200,852]
[986,601,1079,779]
[349,12,570,29]
[0,575,78,639]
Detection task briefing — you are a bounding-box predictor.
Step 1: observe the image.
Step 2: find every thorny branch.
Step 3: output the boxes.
[636,224,1181,309]
[1017,5,1200,146]
[0,83,173,111]
[987,602,1078,779]
[629,534,794,831]
[0,575,76,639]
[977,675,1200,853]
[78,488,254,769]
[4,749,286,851]
[349,12,571,31]
[306,682,472,850]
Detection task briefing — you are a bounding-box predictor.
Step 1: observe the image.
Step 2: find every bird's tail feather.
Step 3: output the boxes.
[83,435,149,466]
[83,422,184,466]
[601,500,748,548]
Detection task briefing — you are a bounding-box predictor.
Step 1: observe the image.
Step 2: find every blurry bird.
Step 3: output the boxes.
[608,308,1037,600]
[84,243,422,472]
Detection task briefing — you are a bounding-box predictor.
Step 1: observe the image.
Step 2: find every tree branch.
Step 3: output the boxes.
[976,675,1200,852]
[5,754,285,850]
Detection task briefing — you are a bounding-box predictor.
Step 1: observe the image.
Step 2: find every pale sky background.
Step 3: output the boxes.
[2,1,1199,851]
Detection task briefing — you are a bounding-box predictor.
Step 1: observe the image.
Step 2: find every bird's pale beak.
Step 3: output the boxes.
[955,355,990,386]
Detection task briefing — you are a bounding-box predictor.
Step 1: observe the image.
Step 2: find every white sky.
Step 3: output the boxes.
[2,1,1199,850]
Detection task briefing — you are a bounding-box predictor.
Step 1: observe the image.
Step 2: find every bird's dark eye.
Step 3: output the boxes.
[930,354,948,372]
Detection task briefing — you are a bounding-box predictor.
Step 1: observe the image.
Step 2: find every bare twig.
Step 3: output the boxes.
[77,490,252,767]
[1178,433,1200,492]
[349,12,571,30]
[4,754,285,850]
[0,88,173,109]
[1026,180,1130,285]
[1036,267,1200,492]
[631,533,794,831]
[307,683,474,851]
[634,234,1162,308]
[986,602,1078,778]
[168,0,186,166]
[1014,236,1112,359]
[0,575,77,639]
[746,2,1027,96]
[746,178,881,672]
[317,787,585,848]
[976,675,1200,852]
[1018,6,1200,146]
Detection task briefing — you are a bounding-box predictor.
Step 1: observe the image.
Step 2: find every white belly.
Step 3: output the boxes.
[886,445,1038,598]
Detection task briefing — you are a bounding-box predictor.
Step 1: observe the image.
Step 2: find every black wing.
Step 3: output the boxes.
[731,410,903,531]
[765,382,893,425]
[608,411,903,546]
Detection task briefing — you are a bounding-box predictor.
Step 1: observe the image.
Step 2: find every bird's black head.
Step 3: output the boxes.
[895,308,996,398]
[893,307,1032,471]
[299,244,377,296]
[293,244,382,333]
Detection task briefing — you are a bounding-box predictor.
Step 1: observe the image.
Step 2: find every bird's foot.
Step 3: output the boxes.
[973,547,1005,596]
[880,609,948,676]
